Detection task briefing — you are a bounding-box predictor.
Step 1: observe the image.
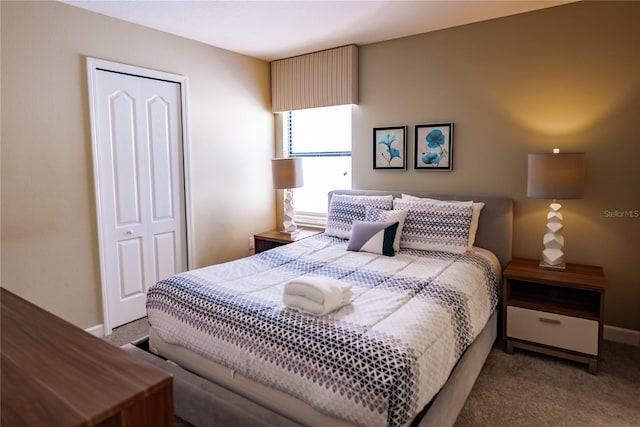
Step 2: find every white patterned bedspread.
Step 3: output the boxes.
[147,234,501,427]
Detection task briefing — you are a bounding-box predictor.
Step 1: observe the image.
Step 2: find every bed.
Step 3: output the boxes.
[146,190,513,427]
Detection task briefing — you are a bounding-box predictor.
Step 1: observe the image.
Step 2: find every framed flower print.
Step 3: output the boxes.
[373,126,407,170]
[414,123,453,170]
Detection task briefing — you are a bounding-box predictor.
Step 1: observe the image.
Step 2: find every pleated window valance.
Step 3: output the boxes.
[271,45,358,112]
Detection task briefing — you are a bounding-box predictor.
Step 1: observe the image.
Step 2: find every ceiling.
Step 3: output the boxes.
[62,0,574,61]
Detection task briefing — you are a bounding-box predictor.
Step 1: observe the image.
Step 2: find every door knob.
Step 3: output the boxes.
[125,230,134,235]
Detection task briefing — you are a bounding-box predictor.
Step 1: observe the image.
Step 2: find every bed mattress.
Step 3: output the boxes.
[147,234,501,427]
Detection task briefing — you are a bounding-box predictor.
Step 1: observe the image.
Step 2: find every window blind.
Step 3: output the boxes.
[271,45,358,112]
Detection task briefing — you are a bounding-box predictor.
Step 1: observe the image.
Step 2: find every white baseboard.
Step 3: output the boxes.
[85,324,104,338]
[603,324,640,346]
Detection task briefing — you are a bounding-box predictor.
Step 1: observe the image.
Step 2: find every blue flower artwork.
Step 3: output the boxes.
[414,123,453,170]
[421,151,440,165]
[379,133,401,166]
[374,126,406,169]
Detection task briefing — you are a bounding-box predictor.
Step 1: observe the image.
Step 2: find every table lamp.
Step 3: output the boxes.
[527,149,585,270]
[272,157,304,235]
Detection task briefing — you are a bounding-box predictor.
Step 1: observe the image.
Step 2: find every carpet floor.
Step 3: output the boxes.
[105,318,640,426]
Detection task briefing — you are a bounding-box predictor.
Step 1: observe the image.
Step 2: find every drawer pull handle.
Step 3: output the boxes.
[539,317,561,325]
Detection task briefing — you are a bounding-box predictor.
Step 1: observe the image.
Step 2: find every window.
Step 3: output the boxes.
[286,105,352,225]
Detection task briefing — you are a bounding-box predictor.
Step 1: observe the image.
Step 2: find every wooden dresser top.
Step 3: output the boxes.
[1,287,172,426]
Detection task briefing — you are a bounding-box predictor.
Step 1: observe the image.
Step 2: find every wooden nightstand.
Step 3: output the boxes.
[502,258,605,374]
[254,228,323,254]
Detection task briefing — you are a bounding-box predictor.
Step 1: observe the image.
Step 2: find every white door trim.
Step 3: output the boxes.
[87,57,195,336]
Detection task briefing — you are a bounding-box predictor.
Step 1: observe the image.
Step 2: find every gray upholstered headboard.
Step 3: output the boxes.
[328,189,513,269]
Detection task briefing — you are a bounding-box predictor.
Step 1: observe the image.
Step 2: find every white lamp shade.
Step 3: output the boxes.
[527,152,585,200]
[272,157,304,189]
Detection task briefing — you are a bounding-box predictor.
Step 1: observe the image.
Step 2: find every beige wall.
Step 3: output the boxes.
[1,1,275,329]
[2,1,638,332]
[354,1,640,330]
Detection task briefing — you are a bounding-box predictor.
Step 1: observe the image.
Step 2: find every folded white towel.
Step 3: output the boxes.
[283,276,352,315]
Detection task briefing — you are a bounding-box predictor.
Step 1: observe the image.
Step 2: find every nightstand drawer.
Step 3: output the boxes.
[507,306,598,355]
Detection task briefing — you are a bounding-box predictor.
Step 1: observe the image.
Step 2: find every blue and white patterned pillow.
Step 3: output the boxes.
[402,194,484,249]
[393,198,473,253]
[365,206,408,252]
[347,220,399,256]
[325,194,393,239]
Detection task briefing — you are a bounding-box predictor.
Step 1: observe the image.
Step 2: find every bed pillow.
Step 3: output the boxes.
[402,194,484,249]
[393,198,474,253]
[325,194,393,239]
[365,206,408,252]
[347,220,399,256]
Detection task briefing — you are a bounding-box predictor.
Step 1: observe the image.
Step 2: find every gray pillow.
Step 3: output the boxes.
[347,220,399,256]
[365,206,408,252]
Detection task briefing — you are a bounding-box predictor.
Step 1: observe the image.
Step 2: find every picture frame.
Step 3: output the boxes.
[414,123,454,170]
[373,126,407,170]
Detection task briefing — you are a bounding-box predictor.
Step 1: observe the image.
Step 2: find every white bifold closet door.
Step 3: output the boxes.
[90,63,187,332]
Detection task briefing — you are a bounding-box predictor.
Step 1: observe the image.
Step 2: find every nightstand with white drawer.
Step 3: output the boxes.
[502,258,606,373]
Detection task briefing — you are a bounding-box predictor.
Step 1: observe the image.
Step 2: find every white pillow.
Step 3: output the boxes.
[401,194,484,249]
[365,206,408,252]
[325,194,393,239]
[393,198,474,254]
